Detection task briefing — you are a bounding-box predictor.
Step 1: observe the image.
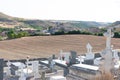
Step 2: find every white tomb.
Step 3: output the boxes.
[32,61,40,79]
[25,59,40,79]
[18,63,26,80]
[113,50,119,61]
[53,59,67,66]
[85,43,94,60]
[94,57,102,66]
[60,50,71,64]
[50,76,66,80]
[112,50,120,69]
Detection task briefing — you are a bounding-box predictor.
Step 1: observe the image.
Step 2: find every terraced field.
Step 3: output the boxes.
[0,35,120,60]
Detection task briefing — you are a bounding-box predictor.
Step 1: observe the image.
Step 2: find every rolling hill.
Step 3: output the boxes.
[0,35,120,60]
[0,12,110,30]
[108,21,120,31]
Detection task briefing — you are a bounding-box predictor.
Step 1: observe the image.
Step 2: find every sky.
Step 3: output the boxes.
[0,0,120,22]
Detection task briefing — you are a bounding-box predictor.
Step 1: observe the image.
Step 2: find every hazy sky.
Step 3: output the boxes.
[0,0,120,22]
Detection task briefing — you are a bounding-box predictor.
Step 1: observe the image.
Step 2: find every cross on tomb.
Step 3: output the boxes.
[86,43,94,60]
[6,60,11,76]
[78,56,84,64]
[86,43,92,54]
[104,28,114,49]
[26,56,30,76]
[101,28,114,74]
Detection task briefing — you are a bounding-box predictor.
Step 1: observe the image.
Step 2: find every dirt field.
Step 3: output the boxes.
[0,35,120,60]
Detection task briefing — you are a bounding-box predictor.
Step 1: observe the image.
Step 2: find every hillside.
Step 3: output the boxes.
[0,12,110,29]
[110,21,120,27]
[0,35,120,60]
[69,21,109,28]
[0,12,13,21]
[0,12,23,28]
[108,21,120,32]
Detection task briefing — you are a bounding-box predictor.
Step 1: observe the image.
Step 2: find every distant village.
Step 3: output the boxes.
[0,21,112,41]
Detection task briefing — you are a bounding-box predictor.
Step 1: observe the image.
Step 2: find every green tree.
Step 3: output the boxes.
[7,30,16,39]
[0,36,3,41]
[54,31,65,35]
[114,32,120,38]
[67,30,81,34]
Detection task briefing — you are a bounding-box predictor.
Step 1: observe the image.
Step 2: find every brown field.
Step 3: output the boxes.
[0,35,120,60]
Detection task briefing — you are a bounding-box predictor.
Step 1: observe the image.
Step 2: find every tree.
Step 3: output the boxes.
[97,33,103,36]
[114,32,120,38]
[67,30,81,34]
[7,30,16,39]
[7,30,29,39]
[0,36,3,41]
[54,31,65,35]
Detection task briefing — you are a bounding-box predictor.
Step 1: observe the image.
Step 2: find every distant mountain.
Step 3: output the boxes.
[0,12,14,21]
[109,21,120,27]
[0,12,110,29]
[68,21,109,28]
[108,21,120,31]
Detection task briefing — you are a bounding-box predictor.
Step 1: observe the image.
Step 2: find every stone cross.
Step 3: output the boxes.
[101,28,114,74]
[78,56,84,64]
[86,43,94,60]
[86,43,92,53]
[26,56,30,76]
[104,28,114,49]
[6,60,11,76]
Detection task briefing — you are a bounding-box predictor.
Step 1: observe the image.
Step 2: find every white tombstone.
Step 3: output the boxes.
[60,50,63,60]
[64,52,70,63]
[19,64,26,80]
[50,60,55,71]
[32,61,40,79]
[60,50,71,63]
[113,50,119,62]
[86,43,94,60]
[6,60,11,76]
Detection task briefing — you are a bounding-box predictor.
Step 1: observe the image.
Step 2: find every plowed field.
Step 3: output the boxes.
[0,35,120,60]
